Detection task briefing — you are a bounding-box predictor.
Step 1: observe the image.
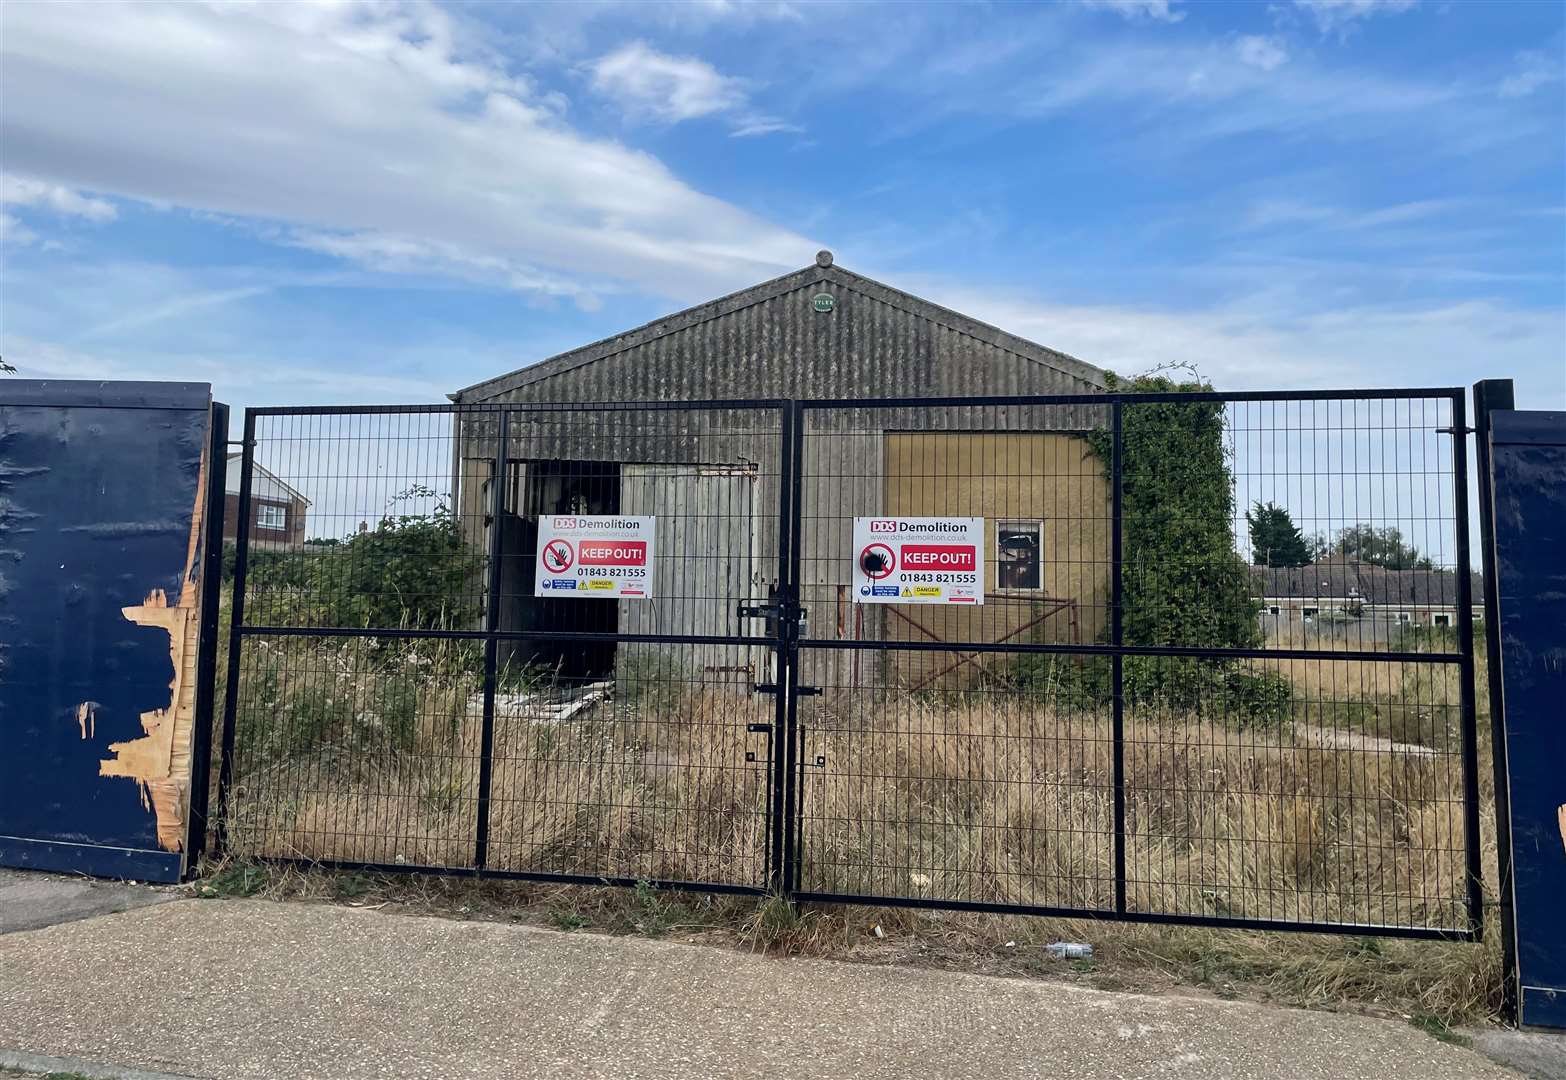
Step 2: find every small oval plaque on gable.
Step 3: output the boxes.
[811,293,836,314]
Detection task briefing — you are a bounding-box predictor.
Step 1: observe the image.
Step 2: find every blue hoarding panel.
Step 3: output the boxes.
[1491,409,1566,1030]
[0,380,212,883]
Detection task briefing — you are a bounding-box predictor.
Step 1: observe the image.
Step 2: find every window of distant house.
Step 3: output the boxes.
[257,503,286,530]
[1397,612,1412,624]
[1432,613,1452,627]
[1267,606,1281,616]
[1301,607,1318,623]
[996,520,1043,591]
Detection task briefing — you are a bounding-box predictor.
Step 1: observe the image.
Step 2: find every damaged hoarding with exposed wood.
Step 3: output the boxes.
[0,380,224,882]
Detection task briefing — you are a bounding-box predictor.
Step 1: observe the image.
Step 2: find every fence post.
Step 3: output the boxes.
[1473,378,1518,1023]
[1451,393,1484,936]
[212,408,256,858]
[474,409,510,872]
[1111,399,1126,915]
[780,400,806,897]
[185,402,229,871]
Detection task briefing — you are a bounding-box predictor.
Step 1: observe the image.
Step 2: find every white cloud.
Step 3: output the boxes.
[1081,0,1185,22]
[0,211,37,248]
[0,2,816,304]
[1292,0,1417,35]
[1,334,454,406]
[1,174,117,222]
[589,41,746,122]
[928,286,1565,406]
[730,117,805,138]
[587,40,799,138]
[289,230,607,310]
[1236,35,1288,72]
[1499,50,1564,99]
[80,286,272,340]
[1241,197,1465,232]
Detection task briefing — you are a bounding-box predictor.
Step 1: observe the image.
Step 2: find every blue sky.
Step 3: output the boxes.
[2,0,1562,414]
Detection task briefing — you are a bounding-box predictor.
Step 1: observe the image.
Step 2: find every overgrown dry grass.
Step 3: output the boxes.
[212,625,1503,1027]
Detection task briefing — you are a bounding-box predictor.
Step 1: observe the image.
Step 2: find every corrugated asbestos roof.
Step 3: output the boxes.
[449,256,1105,402]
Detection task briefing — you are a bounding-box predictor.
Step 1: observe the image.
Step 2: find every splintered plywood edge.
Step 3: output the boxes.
[98,437,209,853]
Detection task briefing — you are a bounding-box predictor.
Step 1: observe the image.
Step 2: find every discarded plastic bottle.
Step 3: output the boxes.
[1046,942,1093,959]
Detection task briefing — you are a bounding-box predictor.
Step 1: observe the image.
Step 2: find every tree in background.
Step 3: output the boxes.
[1246,501,1311,567]
[1312,523,1434,570]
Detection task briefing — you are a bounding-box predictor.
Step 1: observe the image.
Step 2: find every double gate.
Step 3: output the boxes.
[218,389,1481,939]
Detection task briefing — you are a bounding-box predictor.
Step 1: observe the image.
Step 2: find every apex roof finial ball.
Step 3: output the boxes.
[815,249,834,268]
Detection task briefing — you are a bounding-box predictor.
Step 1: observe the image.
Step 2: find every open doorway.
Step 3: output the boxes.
[500,460,621,680]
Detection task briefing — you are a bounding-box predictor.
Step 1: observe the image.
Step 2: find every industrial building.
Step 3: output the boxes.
[448,252,1112,688]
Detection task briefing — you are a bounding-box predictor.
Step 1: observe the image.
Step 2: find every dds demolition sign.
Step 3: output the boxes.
[852,517,984,605]
[534,515,656,599]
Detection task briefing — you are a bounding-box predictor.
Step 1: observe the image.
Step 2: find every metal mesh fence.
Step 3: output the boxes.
[219,389,1479,937]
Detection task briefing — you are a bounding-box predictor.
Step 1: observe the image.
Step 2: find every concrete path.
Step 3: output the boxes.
[0,867,177,935]
[0,897,1524,1080]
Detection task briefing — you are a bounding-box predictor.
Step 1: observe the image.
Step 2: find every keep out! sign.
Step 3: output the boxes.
[534,515,656,600]
[852,517,984,605]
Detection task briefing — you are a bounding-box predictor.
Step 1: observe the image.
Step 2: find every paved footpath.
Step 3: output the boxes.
[0,897,1525,1080]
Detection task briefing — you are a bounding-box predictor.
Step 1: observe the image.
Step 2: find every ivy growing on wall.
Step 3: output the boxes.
[1081,372,1289,719]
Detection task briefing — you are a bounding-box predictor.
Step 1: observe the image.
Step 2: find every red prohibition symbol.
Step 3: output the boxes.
[542,539,574,573]
[860,542,896,580]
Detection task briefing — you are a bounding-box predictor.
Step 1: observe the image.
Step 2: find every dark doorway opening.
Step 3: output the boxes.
[500,459,621,679]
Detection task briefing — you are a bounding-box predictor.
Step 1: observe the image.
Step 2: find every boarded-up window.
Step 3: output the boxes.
[997,520,1042,591]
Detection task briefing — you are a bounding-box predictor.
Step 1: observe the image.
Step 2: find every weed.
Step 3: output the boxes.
[372,674,420,753]
[198,862,267,898]
[632,879,681,938]
[419,777,466,817]
[335,874,374,899]
[743,893,811,950]
[549,910,590,931]
[1410,1012,1471,1047]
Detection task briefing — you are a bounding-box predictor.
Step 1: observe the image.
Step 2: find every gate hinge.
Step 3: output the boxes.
[795,686,821,697]
[1437,426,1476,435]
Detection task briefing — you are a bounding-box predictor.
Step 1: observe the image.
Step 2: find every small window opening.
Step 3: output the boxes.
[257,503,286,530]
[997,520,1043,591]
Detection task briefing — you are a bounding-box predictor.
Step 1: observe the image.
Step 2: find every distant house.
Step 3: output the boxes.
[224,453,309,550]
[1254,556,1482,635]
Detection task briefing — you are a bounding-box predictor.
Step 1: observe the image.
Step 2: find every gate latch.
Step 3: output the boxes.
[751,683,820,697]
[744,722,772,763]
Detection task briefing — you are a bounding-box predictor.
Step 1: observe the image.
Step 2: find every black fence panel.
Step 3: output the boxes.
[216,389,1480,938]
[219,402,790,895]
[789,390,1477,939]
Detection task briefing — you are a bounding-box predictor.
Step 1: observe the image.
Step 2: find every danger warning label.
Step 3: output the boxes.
[851,517,984,605]
[534,515,656,600]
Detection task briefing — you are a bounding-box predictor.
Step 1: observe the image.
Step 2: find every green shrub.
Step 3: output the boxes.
[371,673,420,753]
[285,681,353,754]
[308,493,478,630]
[236,487,480,632]
[1085,372,1286,723]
